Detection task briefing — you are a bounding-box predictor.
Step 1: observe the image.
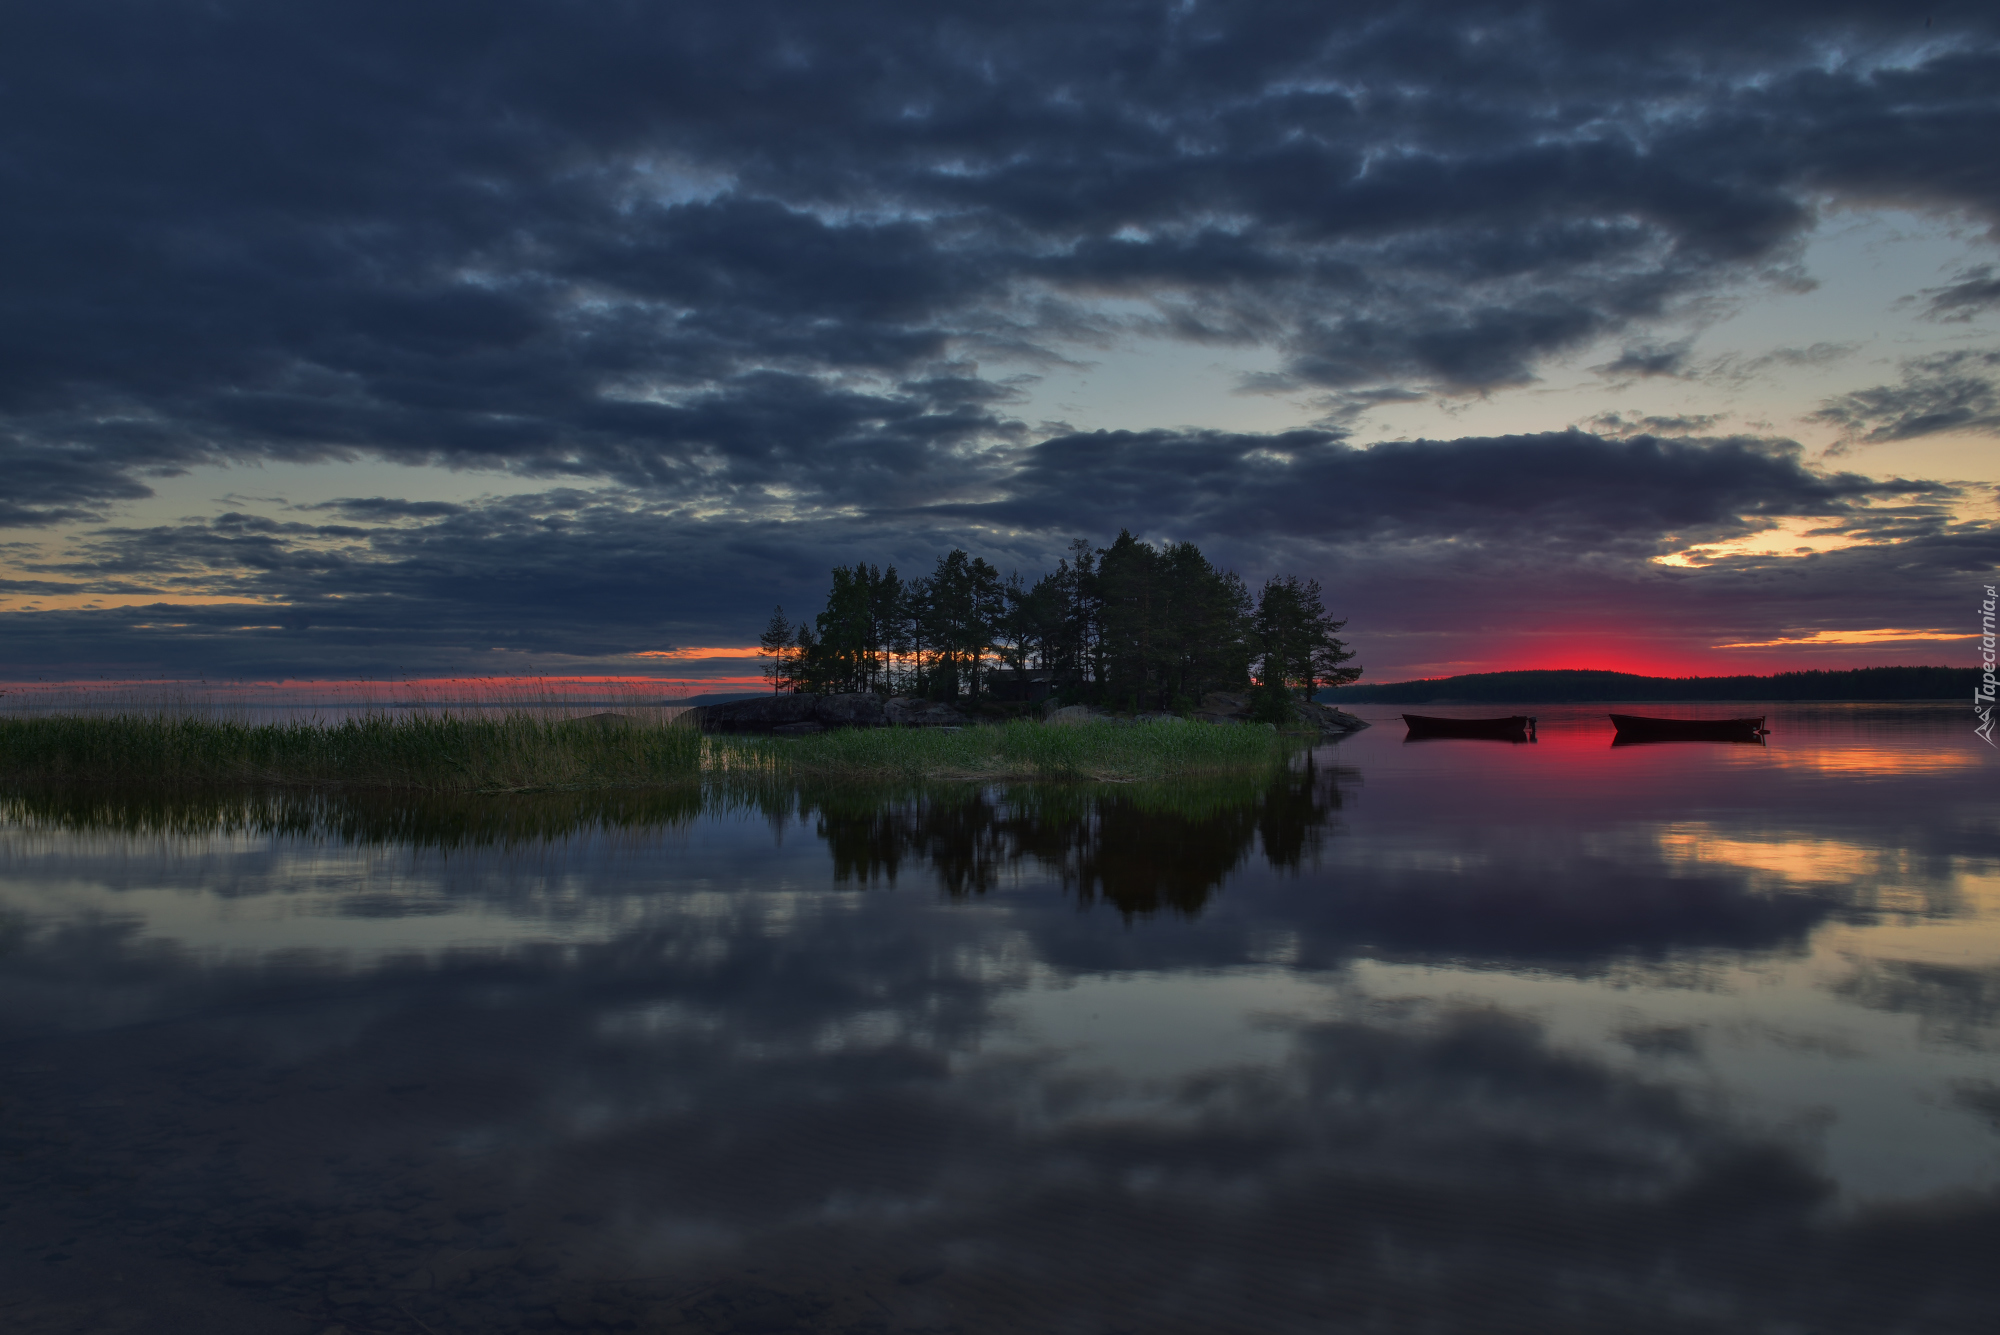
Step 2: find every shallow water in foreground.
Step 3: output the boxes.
[1,703,1996,1333]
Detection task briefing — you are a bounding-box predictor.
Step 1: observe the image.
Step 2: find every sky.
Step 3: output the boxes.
[3,1,1998,693]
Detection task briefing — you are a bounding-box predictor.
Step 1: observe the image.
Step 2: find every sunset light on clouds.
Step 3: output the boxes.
[2,3,1997,688]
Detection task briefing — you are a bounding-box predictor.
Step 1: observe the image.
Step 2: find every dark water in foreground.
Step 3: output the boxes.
[2,703,1996,1333]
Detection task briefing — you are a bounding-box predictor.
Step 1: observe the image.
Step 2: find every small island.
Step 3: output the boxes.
[728,530,1366,724]
[0,533,1370,790]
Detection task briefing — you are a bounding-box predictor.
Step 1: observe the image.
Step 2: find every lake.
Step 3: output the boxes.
[2,703,1996,1333]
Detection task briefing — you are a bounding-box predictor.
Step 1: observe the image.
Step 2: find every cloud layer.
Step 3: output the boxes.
[3,1,1998,675]
[3,430,1982,679]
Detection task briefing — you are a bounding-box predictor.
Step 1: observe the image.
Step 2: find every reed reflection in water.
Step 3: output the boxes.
[1,707,1996,1334]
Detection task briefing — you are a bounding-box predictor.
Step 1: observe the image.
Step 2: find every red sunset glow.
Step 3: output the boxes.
[1354,626,1978,684]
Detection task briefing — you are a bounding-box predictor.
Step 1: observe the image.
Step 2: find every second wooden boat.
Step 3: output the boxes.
[1608,713,1766,742]
[1402,713,1535,741]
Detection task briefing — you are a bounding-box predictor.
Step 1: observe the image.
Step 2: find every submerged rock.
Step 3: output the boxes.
[1194,691,1248,720]
[1295,699,1370,735]
[1194,691,1369,736]
[818,693,888,727]
[693,694,822,732]
[565,711,635,728]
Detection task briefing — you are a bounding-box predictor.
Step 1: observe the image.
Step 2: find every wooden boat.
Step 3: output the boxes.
[1401,713,1535,741]
[1608,713,1766,742]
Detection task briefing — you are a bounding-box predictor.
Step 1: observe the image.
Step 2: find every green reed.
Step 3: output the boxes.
[0,784,709,847]
[0,710,706,791]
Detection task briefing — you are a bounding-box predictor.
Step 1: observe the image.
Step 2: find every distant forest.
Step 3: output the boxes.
[760,532,1359,715]
[1325,666,1978,704]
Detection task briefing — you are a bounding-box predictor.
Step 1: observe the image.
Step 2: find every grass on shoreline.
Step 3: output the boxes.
[717,718,1291,783]
[0,710,706,791]
[0,711,1294,791]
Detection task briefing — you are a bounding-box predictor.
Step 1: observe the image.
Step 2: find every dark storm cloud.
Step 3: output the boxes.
[1921,266,2000,320]
[298,498,468,521]
[1590,411,1729,436]
[969,428,1939,550]
[1595,340,1696,379]
[2,2,1998,672]
[3,0,2000,524]
[1811,350,2000,443]
[0,440,168,528]
[3,490,1029,677]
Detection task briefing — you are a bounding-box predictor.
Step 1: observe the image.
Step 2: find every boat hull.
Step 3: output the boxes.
[1608,713,1766,743]
[1401,714,1535,741]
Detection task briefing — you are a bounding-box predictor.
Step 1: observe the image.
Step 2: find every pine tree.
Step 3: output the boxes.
[1044,538,1101,702]
[865,565,904,693]
[1159,542,1250,709]
[758,607,793,694]
[1251,575,1360,719]
[816,566,872,692]
[786,622,821,693]
[787,537,1358,708]
[917,549,1002,700]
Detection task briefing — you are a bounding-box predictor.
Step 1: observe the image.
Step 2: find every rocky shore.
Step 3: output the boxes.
[693,692,1369,737]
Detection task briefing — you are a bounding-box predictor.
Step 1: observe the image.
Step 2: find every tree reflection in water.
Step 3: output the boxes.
[1,762,1353,922]
[790,753,1355,915]
[1,760,1349,912]
[4,723,2000,1334]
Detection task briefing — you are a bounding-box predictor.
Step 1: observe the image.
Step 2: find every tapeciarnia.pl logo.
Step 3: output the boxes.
[1978,583,1997,747]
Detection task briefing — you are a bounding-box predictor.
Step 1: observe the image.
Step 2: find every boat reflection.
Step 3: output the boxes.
[1610,733,1768,747]
[2,709,1995,1333]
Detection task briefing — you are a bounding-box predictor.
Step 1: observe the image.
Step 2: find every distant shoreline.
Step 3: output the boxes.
[1324,666,1976,705]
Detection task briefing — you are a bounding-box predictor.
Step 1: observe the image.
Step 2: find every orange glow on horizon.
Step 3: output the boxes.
[629,647,763,660]
[0,592,277,614]
[1713,629,1975,649]
[1370,623,1978,682]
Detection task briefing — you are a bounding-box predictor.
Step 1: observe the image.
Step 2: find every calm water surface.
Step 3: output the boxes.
[2,704,1996,1333]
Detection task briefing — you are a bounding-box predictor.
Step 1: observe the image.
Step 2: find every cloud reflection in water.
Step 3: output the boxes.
[1,718,1997,1331]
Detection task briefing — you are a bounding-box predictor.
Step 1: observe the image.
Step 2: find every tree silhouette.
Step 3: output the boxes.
[757,607,793,694]
[1251,575,1360,721]
[782,534,1359,706]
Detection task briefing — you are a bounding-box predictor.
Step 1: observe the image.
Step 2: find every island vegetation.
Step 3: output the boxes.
[758,530,1361,720]
[0,531,1362,792]
[0,709,706,792]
